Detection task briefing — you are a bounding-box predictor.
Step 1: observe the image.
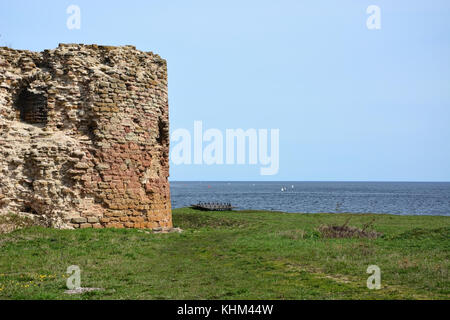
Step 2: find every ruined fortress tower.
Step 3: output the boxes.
[0,44,172,229]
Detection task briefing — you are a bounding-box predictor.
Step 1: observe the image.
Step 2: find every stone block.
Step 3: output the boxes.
[71,217,87,224]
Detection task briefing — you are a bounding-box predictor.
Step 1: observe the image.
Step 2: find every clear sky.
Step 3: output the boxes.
[1,0,449,181]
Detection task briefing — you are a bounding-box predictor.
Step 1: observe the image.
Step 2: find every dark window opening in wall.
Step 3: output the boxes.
[157,117,169,146]
[15,89,48,125]
[84,121,98,142]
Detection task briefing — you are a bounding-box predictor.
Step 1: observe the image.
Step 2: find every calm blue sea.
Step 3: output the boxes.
[170,181,450,216]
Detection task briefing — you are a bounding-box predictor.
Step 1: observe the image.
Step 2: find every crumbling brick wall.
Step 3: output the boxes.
[0,44,172,229]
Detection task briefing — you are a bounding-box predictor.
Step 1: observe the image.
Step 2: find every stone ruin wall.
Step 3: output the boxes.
[0,44,172,230]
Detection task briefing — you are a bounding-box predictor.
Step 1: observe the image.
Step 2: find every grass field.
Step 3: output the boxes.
[0,208,449,300]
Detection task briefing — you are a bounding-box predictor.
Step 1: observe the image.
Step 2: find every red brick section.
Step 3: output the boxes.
[0,44,172,230]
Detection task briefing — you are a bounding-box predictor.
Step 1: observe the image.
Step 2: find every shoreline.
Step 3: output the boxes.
[174,207,450,217]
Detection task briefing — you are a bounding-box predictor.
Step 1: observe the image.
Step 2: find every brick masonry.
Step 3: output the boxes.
[0,44,172,229]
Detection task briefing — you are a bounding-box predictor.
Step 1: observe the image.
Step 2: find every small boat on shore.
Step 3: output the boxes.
[191,202,234,211]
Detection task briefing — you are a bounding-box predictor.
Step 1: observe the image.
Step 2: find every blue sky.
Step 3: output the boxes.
[1,0,449,181]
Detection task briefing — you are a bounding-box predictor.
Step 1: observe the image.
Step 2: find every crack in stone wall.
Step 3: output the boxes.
[0,44,172,229]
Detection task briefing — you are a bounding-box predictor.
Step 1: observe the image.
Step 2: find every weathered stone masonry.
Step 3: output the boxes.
[0,44,172,229]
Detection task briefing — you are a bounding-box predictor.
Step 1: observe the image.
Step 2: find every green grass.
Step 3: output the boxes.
[0,208,449,300]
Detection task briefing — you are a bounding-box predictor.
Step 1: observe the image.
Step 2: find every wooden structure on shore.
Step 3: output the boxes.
[191,202,234,211]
